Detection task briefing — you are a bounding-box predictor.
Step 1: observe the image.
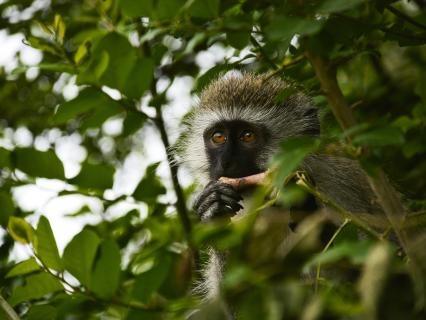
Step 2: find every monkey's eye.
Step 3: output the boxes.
[211,131,227,144]
[240,130,256,143]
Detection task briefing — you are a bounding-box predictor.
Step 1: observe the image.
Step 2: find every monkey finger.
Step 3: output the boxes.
[214,183,243,201]
[219,194,243,212]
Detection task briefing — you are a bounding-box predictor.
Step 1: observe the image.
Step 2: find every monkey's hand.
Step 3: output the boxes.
[193,181,243,221]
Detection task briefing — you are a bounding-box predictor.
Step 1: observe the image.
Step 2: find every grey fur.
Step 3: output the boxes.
[175,72,382,305]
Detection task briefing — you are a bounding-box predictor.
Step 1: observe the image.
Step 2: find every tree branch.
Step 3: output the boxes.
[304,48,407,245]
[0,294,20,320]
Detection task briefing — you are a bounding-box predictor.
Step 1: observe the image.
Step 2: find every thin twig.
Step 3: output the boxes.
[315,218,351,293]
[385,4,426,31]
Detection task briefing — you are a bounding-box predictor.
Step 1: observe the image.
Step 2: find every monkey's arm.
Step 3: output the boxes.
[193,181,243,221]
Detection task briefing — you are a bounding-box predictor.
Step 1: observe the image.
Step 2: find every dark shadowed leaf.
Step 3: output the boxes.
[69,162,114,190]
[125,58,155,99]
[26,305,57,320]
[63,229,100,286]
[352,126,405,147]
[119,0,153,18]
[14,148,65,179]
[133,163,166,204]
[35,216,63,271]
[227,31,250,50]
[156,0,186,20]
[0,147,11,168]
[53,87,123,126]
[8,272,63,306]
[0,191,15,226]
[319,0,366,13]
[188,0,219,19]
[132,253,172,303]
[122,111,147,137]
[90,239,121,298]
[265,16,324,41]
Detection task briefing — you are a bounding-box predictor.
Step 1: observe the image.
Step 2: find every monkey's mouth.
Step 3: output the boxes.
[219,171,268,191]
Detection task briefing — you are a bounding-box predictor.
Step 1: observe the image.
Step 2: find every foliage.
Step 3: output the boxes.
[0,0,426,319]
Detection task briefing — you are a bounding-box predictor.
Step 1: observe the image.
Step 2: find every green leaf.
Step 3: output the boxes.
[119,0,153,18]
[27,305,57,320]
[7,216,34,244]
[63,229,100,286]
[265,16,324,41]
[77,50,109,84]
[124,58,155,99]
[0,191,15,226]
[53,87,122,125]
[122,111,147,137]
[272,137,320,187]
[133,163,166,204]
[53,14,66,44]
[69,162,114,190]
[90,239,121,298]
[227,31,250,50]
[156,0,186,20]
[188,0,219,19]
[38,63,76,74]
[352,126,405,147]
[305,241,373,271]
[132,254,172,303]
[0,147,11,168]
[8,272,63,306]
[74,41,89,65]
[319,0,366,13]
[14,148,65,179]
[6,258,41,278]
[35,216,63,271]
[194,64,234,92]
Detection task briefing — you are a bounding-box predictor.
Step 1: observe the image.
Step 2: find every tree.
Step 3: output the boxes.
[0,0,425,319]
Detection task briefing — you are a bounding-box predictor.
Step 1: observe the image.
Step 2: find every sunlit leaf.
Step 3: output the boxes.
[6,258,41,278]
[8,272,63,306]
[63,229,100,286]
[34,216,63,271]
[90,239,121,298]
[7,216,34,244]
[272,137,320,187]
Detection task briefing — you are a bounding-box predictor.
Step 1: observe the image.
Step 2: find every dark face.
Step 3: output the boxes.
[204,120,269,180]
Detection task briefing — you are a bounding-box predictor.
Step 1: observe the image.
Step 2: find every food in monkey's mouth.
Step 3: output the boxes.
[218,171,267,191]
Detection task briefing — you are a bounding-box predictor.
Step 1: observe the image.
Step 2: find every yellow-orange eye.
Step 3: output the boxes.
[240,130,256,143]
[212,131,226,144]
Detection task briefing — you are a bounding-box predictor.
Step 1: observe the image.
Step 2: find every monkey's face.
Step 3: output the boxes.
[203,120,269,180]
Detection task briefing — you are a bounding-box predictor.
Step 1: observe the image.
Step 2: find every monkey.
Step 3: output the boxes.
[175,72,383,315]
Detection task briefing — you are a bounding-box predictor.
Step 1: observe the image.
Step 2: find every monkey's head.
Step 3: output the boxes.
[177,72,319,183]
